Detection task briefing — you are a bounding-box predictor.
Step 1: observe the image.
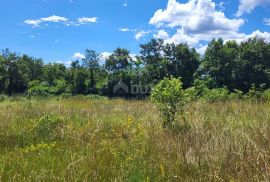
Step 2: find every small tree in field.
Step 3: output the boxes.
[151,77,186,127]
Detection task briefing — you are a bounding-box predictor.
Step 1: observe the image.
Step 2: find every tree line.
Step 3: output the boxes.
[0,37,270,96]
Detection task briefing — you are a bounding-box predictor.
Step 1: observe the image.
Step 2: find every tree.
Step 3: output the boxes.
[43,63,66,86]
[0,55,7,93]
[82,50,100,93]
[140,39,166,84]
[140,39,200,87]
[105,48,131,73]
[1,49,29,95]
[237,37,270,91]
[201,37,270,92]
[72,69,88,94]
[164,43,200,88]
[201,39,239,91]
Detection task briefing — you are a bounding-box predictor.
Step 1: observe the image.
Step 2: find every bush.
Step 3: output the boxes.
[262,89,270,101]
[202,87,229,103]
[246,84,263,100]
[35,114,65,140]
[50,79,67,95]
[0,94,7,102]
[27,80,50,96]
[193,78,215,96]
[185,87,197,102]
[229,89,244,100]
[150,77,186,127]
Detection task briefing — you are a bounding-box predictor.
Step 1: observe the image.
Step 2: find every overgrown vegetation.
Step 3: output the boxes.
[0,97,270,181]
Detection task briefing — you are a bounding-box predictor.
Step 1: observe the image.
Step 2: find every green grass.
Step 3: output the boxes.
[0,97,270,181]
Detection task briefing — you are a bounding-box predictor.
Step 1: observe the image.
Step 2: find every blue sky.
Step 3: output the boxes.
[0,0,269,64]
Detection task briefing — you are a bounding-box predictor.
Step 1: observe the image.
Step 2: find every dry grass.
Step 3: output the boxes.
[0,97,270,181]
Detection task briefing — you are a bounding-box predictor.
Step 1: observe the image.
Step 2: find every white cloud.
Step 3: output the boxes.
[123,3,128,7]
[73,52,85,60]
[264,18,270,26]
[149,0,270,55]
[25,15,68,27]
[24,20,42,27]
[135,31,149,41]
[119,28,138,32]
[77,17,98,24]
[149,0,245,46]
[236,0,269,17]
[154,30,169,40]
[25,15,98,27]
[150,0,244,36]
[119,28,130,32]
[40,15,68,22]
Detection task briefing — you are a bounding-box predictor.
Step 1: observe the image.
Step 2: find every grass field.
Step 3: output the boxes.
[0,97,270,181]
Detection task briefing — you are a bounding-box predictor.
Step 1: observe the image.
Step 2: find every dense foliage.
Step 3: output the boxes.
[1,37,270,96]
[151,77,186,126]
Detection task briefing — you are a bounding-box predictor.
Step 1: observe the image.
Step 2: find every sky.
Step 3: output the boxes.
[0,0,269,65]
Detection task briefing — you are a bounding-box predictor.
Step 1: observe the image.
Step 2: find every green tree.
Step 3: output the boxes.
[140,39,166,84]
[164,43,200,88]
[82,50,100,93]
[105,48,132,95]
[72,69,88,95]
[43,63,66,86]
[201,39,239,90]
[2,49,28,95]
[0,55,7,93]
[105,48,131,73]
[236,37,270,91]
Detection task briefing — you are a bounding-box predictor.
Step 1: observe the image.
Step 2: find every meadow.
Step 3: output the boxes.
[0,96,270,181]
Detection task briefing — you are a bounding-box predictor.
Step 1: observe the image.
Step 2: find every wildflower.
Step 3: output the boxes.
[160,164,165,177]
[127,116,133,126]
[20,142,57,153]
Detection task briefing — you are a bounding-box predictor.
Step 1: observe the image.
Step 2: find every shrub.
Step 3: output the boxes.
[202,87,229,103]
[185,87,198,102]
[150,77,186,127]
[0,94,7,102]
[35,114,65,140]
[193,78,215,96]
[262,89,270,101]
[27,80,50,96]
[229,89,244,100]
[50,79,67,95]
[246,84,263,99]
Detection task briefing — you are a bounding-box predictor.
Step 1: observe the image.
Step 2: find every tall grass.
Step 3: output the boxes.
[0,97,270,181]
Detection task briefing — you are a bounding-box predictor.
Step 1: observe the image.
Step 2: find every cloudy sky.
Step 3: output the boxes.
[0,0,269,64]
